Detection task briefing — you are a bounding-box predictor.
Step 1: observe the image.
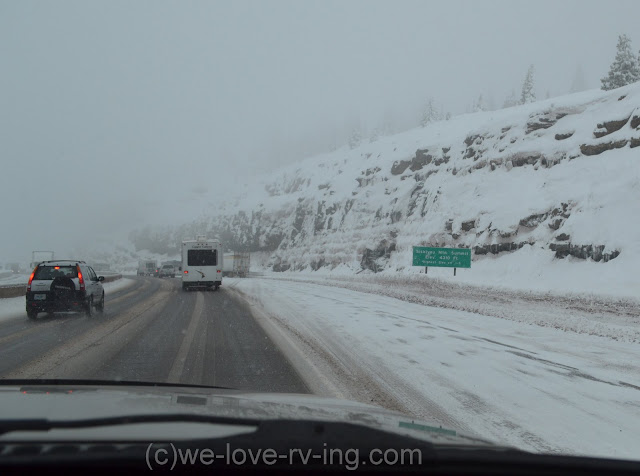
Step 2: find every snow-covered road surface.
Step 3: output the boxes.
[227,277,639,460]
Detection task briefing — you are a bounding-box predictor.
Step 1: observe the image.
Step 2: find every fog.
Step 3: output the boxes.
[1,0,639,263]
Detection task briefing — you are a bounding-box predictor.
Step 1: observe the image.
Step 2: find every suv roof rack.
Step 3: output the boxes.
[38,260,86,264]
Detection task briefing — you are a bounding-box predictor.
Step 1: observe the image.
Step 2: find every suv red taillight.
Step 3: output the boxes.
[27,270,35,292]
[77,265,85,291]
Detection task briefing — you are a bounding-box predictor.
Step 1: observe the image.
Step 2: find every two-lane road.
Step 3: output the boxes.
[0,277,309,394]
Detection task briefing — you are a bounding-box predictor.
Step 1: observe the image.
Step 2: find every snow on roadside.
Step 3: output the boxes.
[0,296,27,323]
[103,277,136,294]
[0,273,30,285]
[256,272,640,343]
[229,277,640,460]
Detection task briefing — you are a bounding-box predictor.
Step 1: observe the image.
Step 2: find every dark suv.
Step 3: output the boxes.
[25,260,105,319]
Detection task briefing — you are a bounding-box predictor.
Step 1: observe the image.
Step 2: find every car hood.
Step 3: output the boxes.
[0,382,494,447]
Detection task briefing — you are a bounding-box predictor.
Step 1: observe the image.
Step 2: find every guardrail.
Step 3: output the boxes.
[0,274,122,299]
[0,285,26,299]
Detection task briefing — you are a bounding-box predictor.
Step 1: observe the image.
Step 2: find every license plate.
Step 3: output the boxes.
[34,294,47,301]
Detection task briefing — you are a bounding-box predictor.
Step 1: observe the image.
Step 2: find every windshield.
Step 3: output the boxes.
[1,0,639,465]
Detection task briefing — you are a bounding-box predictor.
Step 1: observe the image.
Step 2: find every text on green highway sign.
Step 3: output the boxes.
[412,247,471,268]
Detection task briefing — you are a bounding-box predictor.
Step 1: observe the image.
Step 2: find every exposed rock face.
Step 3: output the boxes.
[410,149,433,171]
[526,110,569,134]
[135,86,640,272]
[474,242,530,255]
[593,116,630,138]
[390,159,411,175]
[360,240,396,272]
[555,132,574,140]
[549,243,619,262]
[461,220,476,232]
[580,140,628,156]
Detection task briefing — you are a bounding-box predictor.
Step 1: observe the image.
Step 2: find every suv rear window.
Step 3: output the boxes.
[187,249,217,266]
[34,266,77,280]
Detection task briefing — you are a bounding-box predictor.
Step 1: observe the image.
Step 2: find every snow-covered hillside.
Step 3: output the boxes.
[170,85,640,295]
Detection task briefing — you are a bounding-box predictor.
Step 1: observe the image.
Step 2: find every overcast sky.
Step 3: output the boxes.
[1,0,639,263]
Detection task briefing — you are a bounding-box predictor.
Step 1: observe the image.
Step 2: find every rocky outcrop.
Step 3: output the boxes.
[580,140,628,156]
[555,132,574,140]
[360,240,396,272]
[593,116,630,138]
[549,243,620,262]
[390,148,449,176]
[461,220,476,232]
[410,149,433,171]
[526,110,569,134]
[391,160,411,175]
[474,242,531,255]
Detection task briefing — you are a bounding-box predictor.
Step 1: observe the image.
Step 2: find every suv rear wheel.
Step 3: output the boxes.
[96,292,105,313]
[26,309,38,320]
[85,296,93,317]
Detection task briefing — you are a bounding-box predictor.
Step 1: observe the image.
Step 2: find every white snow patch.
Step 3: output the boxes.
[230,277,640,460]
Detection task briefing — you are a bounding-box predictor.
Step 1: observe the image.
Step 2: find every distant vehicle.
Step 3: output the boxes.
[223,252,250,277]
[6,262,22,273]
[25,260,104,319]
[158,264,176,278]
[137,260,158,276]
[181,236,223,291]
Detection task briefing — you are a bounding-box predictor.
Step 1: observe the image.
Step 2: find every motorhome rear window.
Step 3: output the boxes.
[34,266,77,280]
[188,249,217,266]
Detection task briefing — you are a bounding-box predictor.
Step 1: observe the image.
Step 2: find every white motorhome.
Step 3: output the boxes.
[181,236,223,291]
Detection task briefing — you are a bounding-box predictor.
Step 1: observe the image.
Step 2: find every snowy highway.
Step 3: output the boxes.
[0,275,638,460]
[0,277,307,393]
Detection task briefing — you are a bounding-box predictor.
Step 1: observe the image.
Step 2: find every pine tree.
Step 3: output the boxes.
[521,65,536,104]
[348,128,361,149]
[420,98,440,127]
[473,94,485,112]
[570,64,586,92]
[486,91,496,111]
[503,89,519,108]
[382,106,395,135]
[601,34,640,90]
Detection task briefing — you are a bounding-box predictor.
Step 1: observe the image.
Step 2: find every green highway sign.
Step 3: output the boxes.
[413,246,471,268]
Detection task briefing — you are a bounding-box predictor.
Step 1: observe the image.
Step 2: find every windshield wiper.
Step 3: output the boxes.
[0,378,234,391]
[0,413,262,436]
